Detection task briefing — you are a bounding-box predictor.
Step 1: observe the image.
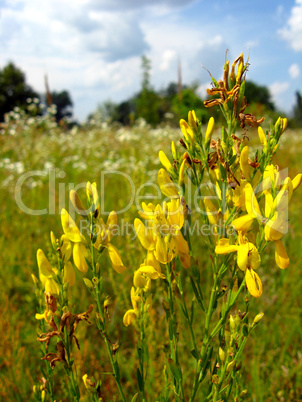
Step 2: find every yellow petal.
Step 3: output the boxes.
[264,213,287,241]
[237,243,260,271]
[133,270,149,288]
[245,269,262,298]
[37,249,53,278]
[50,231,57,250]
[203,196,219,225]
[292,173,302,191]
[86,181,99,211]
[265,192,274,218]
[155,236,169,264]
[137,265,165,280]
[178,158,186,186]
[107,243,127,273]
[45,278,60,295]
[215,238,239,254]
[123,309,137,326]
[245,183,262,220]
[146,250,161,273]
[106,211,118,242]
[258,126,267,147]
[167,199,184,230]
[179,251,191,269]
[205,117,215,145]
[73,242,88,273]
[155,236,178,264]
[130,286,140,311]
[273,177,293,213]
[159,150,173,173]
[158,169,179,198]
[61,209,84,243]
[134,218,155,250]
[175,231,189,254]
[61,235,72,262]
[63,261,76,286]
[232,214,255,233]
[275,239,290,269]
[180,119,194,142]
[70,190,87,216]
[240,146,251,181]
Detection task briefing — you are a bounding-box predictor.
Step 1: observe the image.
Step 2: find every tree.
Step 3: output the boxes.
[135,55,165,126]
[171,84,210,124]
[292,91,302,126]
[245,81,275,111]
[50,90,73,122]
[0,62,38,121]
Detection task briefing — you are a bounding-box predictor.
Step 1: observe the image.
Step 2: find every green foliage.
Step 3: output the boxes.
[50,90,73,122]
[0,116,302,400]
[0,62,38,121]
[292,91,302,126]
[171,86,210,124]
[245,80,275,111]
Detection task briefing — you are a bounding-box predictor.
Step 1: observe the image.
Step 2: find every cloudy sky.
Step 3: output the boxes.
[0,0,301,121]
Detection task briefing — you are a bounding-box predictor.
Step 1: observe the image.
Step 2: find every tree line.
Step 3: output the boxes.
[1,57,302,127]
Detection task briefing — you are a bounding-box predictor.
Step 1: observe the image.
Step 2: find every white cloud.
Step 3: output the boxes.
[160,50,177,71]
[289,63,300,79]
[279,0,302,51]
[269,81,290,110]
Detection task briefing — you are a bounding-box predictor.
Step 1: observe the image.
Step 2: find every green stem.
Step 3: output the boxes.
[59,280,80,401]
[91,243,126,402]
[189,269,219,402]
[165,263,184,401]
[138,299,147,402]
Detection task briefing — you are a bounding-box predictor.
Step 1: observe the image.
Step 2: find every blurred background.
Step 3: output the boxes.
[0,1,302,401]
[0,0,301,126]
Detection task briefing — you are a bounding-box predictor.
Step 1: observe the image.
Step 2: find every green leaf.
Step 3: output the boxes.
[167,358,182,382]
[136,368,144,392]
[190,348,198,360]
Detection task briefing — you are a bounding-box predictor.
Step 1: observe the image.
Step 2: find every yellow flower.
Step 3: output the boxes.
[215,235,262,298]
[93,210,127,274]
[240,146,251,182]
[135,199,190,267]
[158,168,179,198]
[159,150,173,173]
[123,287,140,326]
[61,208,86,243]
[180,119,195,144]
[36,249,60,294]
[205,117,215,146]
[231,171,301,269]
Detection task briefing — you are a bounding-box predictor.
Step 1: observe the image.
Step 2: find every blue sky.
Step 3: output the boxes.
[0,0,301,121]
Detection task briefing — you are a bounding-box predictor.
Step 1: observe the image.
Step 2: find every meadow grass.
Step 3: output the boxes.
[0,118,301,401]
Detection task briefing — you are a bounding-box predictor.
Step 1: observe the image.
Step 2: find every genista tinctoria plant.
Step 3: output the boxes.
[32,52,301,401]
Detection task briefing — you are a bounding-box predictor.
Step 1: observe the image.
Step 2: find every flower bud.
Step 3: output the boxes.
[171,141,177,160]
[31,274,39,284]
[159,150,173,173]
[70,190,87,216]
[219,347,226,363]
[50,231,57,251]
[83,277,93,291]
[230,314,236,333]
[205,117,215,146]
[226,360,236,373]
[178,159,186,187]
[253,312,264,325]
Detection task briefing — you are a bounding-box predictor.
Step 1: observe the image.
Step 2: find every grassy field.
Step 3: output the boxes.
[0,112,302,401]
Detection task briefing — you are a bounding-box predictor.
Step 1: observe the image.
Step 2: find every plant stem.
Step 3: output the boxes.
[165,263,185,401]
[91,243,126,402]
